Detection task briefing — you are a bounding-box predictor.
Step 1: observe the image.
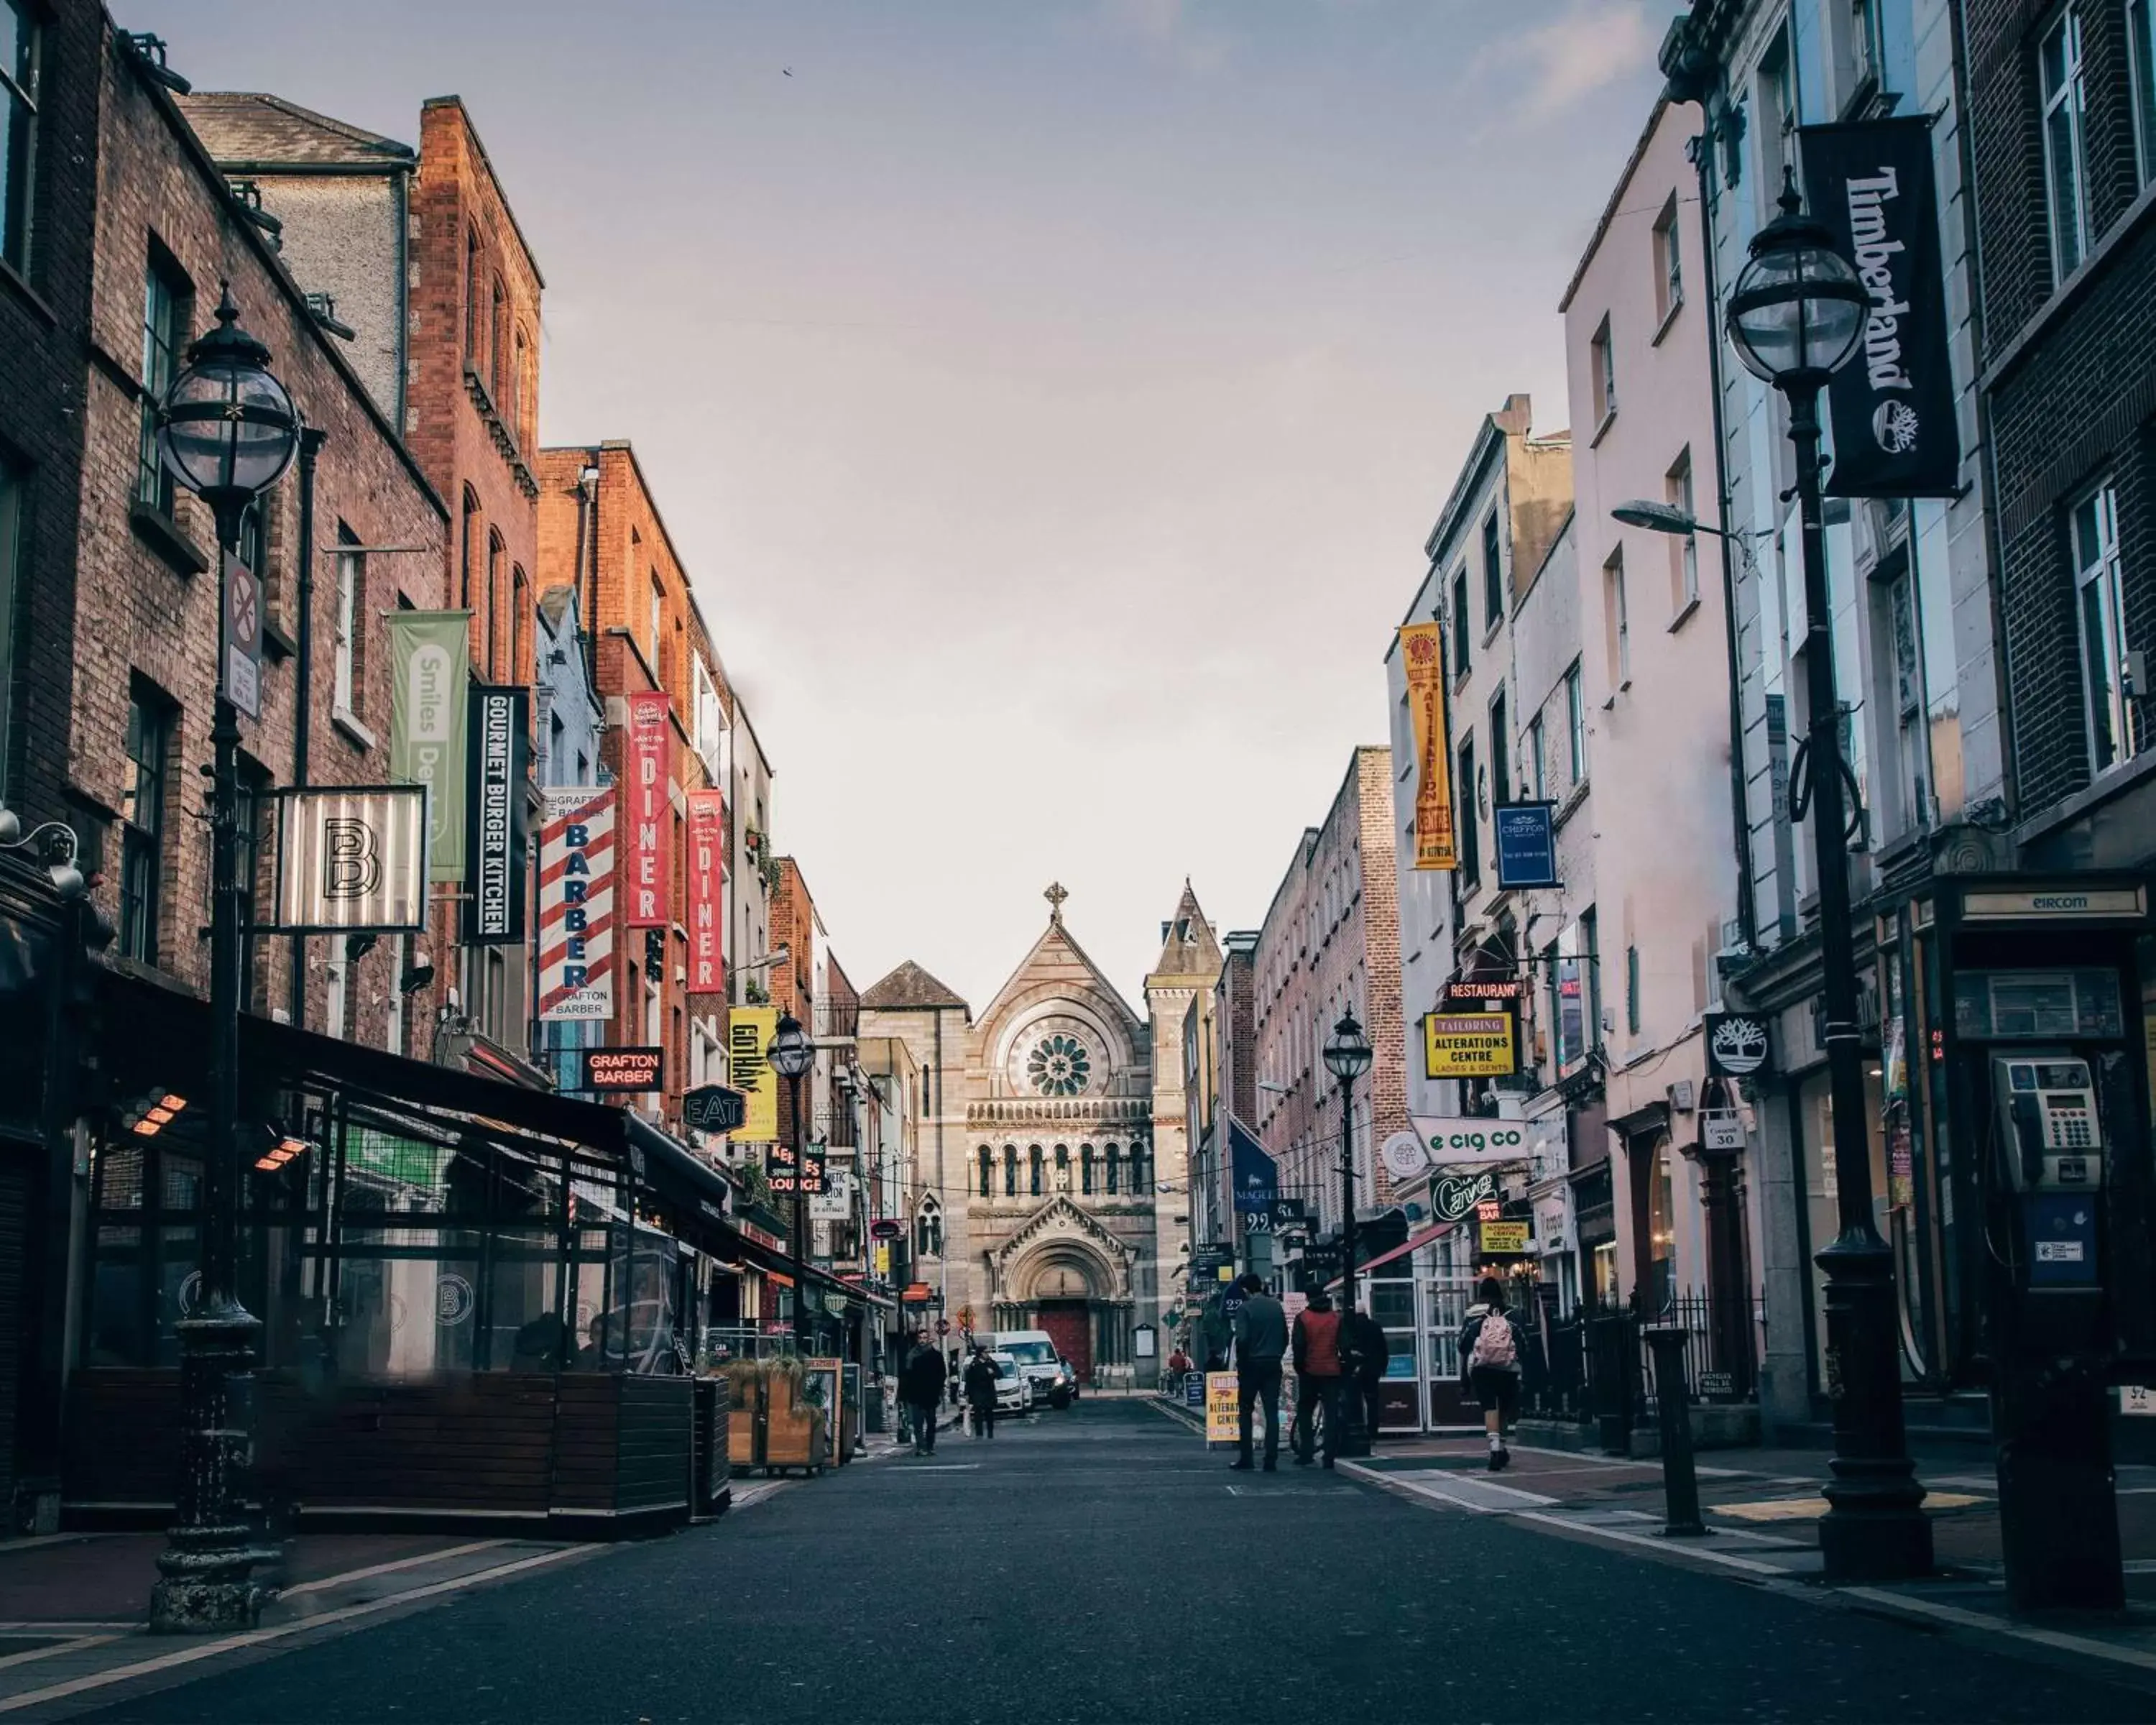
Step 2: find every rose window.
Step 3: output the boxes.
[1027,1034,1092,1097]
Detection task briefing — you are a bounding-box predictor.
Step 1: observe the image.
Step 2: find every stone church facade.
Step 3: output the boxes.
[861,883,1220,1386]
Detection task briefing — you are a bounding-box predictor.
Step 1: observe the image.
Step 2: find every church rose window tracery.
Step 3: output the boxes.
[1026,1033,1092,1097]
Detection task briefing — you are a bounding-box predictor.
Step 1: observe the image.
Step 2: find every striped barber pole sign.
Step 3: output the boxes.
[539,786,616,1022]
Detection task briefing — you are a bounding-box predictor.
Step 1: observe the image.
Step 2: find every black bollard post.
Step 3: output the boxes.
[1645,1326,1708,1537]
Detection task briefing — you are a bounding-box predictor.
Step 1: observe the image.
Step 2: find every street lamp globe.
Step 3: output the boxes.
[768,1013,814,1080]
[157,284,301,535]
[1724,172,1869,387]
[1322,1009,1373,1081]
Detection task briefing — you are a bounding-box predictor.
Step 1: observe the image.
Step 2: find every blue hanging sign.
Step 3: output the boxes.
[1493,803,1560,890]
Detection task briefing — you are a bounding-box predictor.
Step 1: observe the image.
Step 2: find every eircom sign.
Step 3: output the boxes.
[1409,1115,1534,1167]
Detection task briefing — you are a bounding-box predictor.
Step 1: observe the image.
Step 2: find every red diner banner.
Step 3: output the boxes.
[623,690,673,928]
[686,788,725,995]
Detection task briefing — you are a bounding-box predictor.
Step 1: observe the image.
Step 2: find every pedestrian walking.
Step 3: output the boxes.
[1460,1276,1526,1471]
[1290,1289,1346,1468]
[1228,1272,1286,1472]
[962,1347,998,1440]
[899,1329,947,1455]
[1344,1305,1389,1447]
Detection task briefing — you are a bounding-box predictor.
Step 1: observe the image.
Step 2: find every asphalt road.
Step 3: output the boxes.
[79,1399,2151,1724]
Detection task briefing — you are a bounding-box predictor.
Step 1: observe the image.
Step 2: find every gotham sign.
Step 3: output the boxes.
[1801,118,1959,498]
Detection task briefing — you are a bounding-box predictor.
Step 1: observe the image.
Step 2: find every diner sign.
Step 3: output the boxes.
[622,690,672,926]
[686,788,725,993]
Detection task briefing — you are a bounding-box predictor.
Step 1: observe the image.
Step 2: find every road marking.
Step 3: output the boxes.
[281,1540,507,1597]
[0,1635,124,1675]
[1711,1492,1984,1522]
[1337,1460,1557,1513]
[1514,1511,1801,1576]
[0,1545,594,1715]
[1839,1586,2156,1676]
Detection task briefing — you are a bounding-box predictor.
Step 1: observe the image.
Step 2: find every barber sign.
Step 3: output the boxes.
[538,786,615,1023]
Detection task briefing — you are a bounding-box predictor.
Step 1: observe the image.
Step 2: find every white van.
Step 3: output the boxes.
[992,1330,1075,1409]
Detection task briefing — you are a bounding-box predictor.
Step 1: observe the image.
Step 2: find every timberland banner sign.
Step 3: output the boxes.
[1398,621,1456,870]
[387,610,471,880]
[1801,117,1959,498]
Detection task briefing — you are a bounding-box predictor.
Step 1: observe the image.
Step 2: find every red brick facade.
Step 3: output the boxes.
[70,23,447,1039]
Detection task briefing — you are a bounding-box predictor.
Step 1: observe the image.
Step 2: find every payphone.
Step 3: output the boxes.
[1991,1054,2104,1289]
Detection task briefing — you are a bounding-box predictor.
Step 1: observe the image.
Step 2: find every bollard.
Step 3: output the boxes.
[1644,1326,1708,1537]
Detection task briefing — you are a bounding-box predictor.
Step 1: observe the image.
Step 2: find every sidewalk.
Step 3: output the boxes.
[1337,1432,2156,1679]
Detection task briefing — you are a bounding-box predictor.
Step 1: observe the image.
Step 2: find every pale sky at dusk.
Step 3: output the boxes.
[130,0,1667,1011]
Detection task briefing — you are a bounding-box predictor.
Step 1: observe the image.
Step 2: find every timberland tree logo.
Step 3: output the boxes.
[1873,400,1920,454]
[1705,1012,1771,1077]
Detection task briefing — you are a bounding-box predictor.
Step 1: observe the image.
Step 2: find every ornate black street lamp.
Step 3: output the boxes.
[1322,1008,1373,1456]
[1725,175,1930,1581]
[768,1012,816,1351]
[150,285,301,1632]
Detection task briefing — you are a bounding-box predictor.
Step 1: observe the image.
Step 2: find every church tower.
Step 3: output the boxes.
[1145,881,1223,1367]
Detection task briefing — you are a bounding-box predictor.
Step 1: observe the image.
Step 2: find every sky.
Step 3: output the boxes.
[132,0,1667,1011]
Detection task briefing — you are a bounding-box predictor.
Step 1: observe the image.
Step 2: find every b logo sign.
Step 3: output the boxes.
[321,818,380,900]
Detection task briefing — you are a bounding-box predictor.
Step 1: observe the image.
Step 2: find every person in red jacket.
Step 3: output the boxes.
[1290,1289,1347,1468]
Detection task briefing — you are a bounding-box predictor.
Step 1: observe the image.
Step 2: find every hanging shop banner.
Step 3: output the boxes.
[1398,622,1457,870]
[623,690,673,927]
[686,788,726,994]
[387,611,471,880]
[1493,803,1559,891]
[538,786,615,1022]
[1705,1011,1773,1078]
[271,786,427,933]
[727,1006,779,1140]
[1800,117,1959,498]
[1478,1220,1533,1256]
[1227,1113,1277,1213]
[1411,1115,1536,1168]
[1424,1011,1516,1078]
[224,551,264,721]
[462,686,530,945]
[579,1046,663,1092]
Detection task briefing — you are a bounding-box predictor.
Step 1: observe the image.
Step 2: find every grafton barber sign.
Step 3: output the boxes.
[1802,118,1958,497]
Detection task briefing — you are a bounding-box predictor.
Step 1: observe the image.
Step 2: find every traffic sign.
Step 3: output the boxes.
[935,1317,950,1336]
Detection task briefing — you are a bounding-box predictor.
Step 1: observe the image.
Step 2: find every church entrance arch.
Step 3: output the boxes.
[1008,1241,1111,1388]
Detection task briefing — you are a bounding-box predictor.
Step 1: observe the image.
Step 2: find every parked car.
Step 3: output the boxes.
[990,1351,1029,1415]
[992,1329,1071,1409]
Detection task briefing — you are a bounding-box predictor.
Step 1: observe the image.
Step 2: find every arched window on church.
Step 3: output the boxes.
[1003,1146,1017,1197]
[916,1195,943,1259]
[977,1146,991,1197]
[1054,1145,1069,1190]
[1105,1144,1120,1195]
[1028,1146,1044,1197]
[1081,1144,1095,1195]
[1130,1144,1148,1192]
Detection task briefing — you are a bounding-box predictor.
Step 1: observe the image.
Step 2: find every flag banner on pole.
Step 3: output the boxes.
[623,689,673,927]
[538,786,614,1022]
[463,685,530,944]
[1399,622,1456,869]
[387,611,470,880]
[1800,117,1960,498]
[686,788,725,995]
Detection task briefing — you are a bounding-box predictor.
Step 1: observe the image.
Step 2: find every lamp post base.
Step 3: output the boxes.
[1815,1230,1932,1583]
[150,1305,277,1634]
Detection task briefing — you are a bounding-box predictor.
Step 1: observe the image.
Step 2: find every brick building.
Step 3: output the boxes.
[535,441,733,1136]
[73,21,447,1036]
[1963,0,2156,852]
[180,89,545,1069]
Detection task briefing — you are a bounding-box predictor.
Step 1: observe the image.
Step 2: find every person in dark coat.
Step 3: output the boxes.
[1345,1306,1390,1446]
[898,1330,947,1455]
[1230,1273,1287,1471]
[962,1347,999,1439]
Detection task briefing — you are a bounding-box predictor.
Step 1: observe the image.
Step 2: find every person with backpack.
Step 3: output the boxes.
[1344,1305,1390,1447]
[1289,1289,1347,1468]
[1459,1275,1525,1471]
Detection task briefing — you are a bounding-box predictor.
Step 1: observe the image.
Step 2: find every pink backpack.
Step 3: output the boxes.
[1468,1309,1517,1370]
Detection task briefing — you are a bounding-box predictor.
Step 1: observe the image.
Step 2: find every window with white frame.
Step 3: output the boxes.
[1652,196,1682,324]
[1565,661,1588,783]
[2041,9,2091,284]
[2130,0,2156,187]
[2072,479,2137,773]
[1667,448,1699,610]
[333,528,362,716]
[693,654,725,778]
[1591,316,1617,423]
[1604,548,1630,688]
[1527,712,1547,801]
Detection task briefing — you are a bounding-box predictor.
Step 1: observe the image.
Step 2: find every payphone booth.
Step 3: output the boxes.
[1925,878,2154,1611]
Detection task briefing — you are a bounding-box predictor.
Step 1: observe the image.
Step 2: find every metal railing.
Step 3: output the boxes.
[1522,1289,1764,1433]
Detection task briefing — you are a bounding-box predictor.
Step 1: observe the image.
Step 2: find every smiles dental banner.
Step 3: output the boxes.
[387,611,471,882]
